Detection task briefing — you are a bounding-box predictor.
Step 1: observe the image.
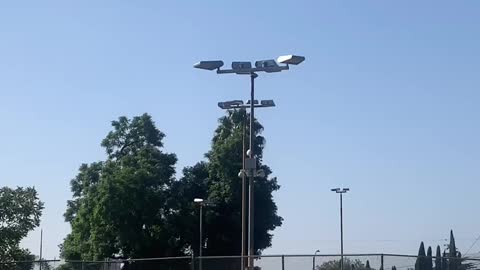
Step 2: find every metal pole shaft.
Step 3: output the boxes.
[380,254,384,270]
[313,256,315,270]
[340,193,344,270]
[248,73,256,270]
[39,229,43,270]
[242,115,246,270]
[199,205,203,270]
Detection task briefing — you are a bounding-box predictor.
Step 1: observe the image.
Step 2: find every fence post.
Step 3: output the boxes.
[81,260,85,270]
[282,255,285,270]
[380,254,384,270]
[191,254,195,270]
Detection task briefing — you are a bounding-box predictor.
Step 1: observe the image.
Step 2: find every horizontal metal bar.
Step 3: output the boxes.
[0,260,62,264]
[4,253,479,264]
[65,256,191,263]
[220,104,275,109]
[217,66,289,74]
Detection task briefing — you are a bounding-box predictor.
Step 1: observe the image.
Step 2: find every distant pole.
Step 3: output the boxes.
[340,193,344,270]
[39,229,43,270]
[194,198,213,270]
[199,204,203,270]
[313,250,320,270]
[331,188,349,270]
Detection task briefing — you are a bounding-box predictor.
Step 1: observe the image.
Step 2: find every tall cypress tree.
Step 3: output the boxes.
[448,230,459,270]
[426,246,434,270]
[174,109,282,258]
[416,242,427,270]
[366,260,371,270]
[435,245,442,270]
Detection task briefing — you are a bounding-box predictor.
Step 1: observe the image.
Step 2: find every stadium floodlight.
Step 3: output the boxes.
[260,100,275,107]
[256,59,283,73]
[246,100,259,105]
[232,62,253,74]
[194,61,224,70]
[255,60,279,68]
[232,62,252,70]
[277,55,305,65]
[218,100,244,109]
[194,198,204,203]
[331,188,340,192]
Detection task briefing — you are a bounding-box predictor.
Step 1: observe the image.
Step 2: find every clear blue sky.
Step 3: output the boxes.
[1,1,479,260]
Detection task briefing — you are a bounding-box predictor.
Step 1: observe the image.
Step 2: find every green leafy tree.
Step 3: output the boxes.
[61,114,180,261]
[0,186,43,265]
[0,248,36,270]
[175,109,282,256]
[392,266,397,270]
[427,246,434,270]
[317,258,371,270]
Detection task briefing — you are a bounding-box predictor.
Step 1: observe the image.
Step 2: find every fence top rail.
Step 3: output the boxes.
[66,256,192,263]
[0,259,62,264]
[2,253,480,264]
[383,253,480,261]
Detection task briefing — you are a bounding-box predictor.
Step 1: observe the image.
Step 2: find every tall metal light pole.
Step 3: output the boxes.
[331,188,349,270]
[248,72,256,270]
[194,198,214,270]
[195,55,305,270]
[218,103,274,270]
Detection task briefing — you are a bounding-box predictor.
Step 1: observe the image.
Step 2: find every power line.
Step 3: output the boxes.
[464,234,480,256]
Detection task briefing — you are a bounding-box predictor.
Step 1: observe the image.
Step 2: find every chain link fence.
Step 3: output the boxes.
[1,254,479,270]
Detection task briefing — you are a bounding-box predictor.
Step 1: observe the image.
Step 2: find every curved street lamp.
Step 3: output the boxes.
[313,250,321,270]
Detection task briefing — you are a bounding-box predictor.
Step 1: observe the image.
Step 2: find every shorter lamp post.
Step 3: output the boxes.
[194,198,214,270]
[313,250,321,270]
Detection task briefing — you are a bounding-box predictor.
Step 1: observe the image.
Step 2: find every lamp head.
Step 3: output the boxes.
[277,55,305,65]
[194,61,224,71]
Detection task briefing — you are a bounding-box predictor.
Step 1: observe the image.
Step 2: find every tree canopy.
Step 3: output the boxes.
[61,111,282,262]
[61,114,179,260]
[176,109,282,256]
[317,258,371,270]
[0,186,43,264]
